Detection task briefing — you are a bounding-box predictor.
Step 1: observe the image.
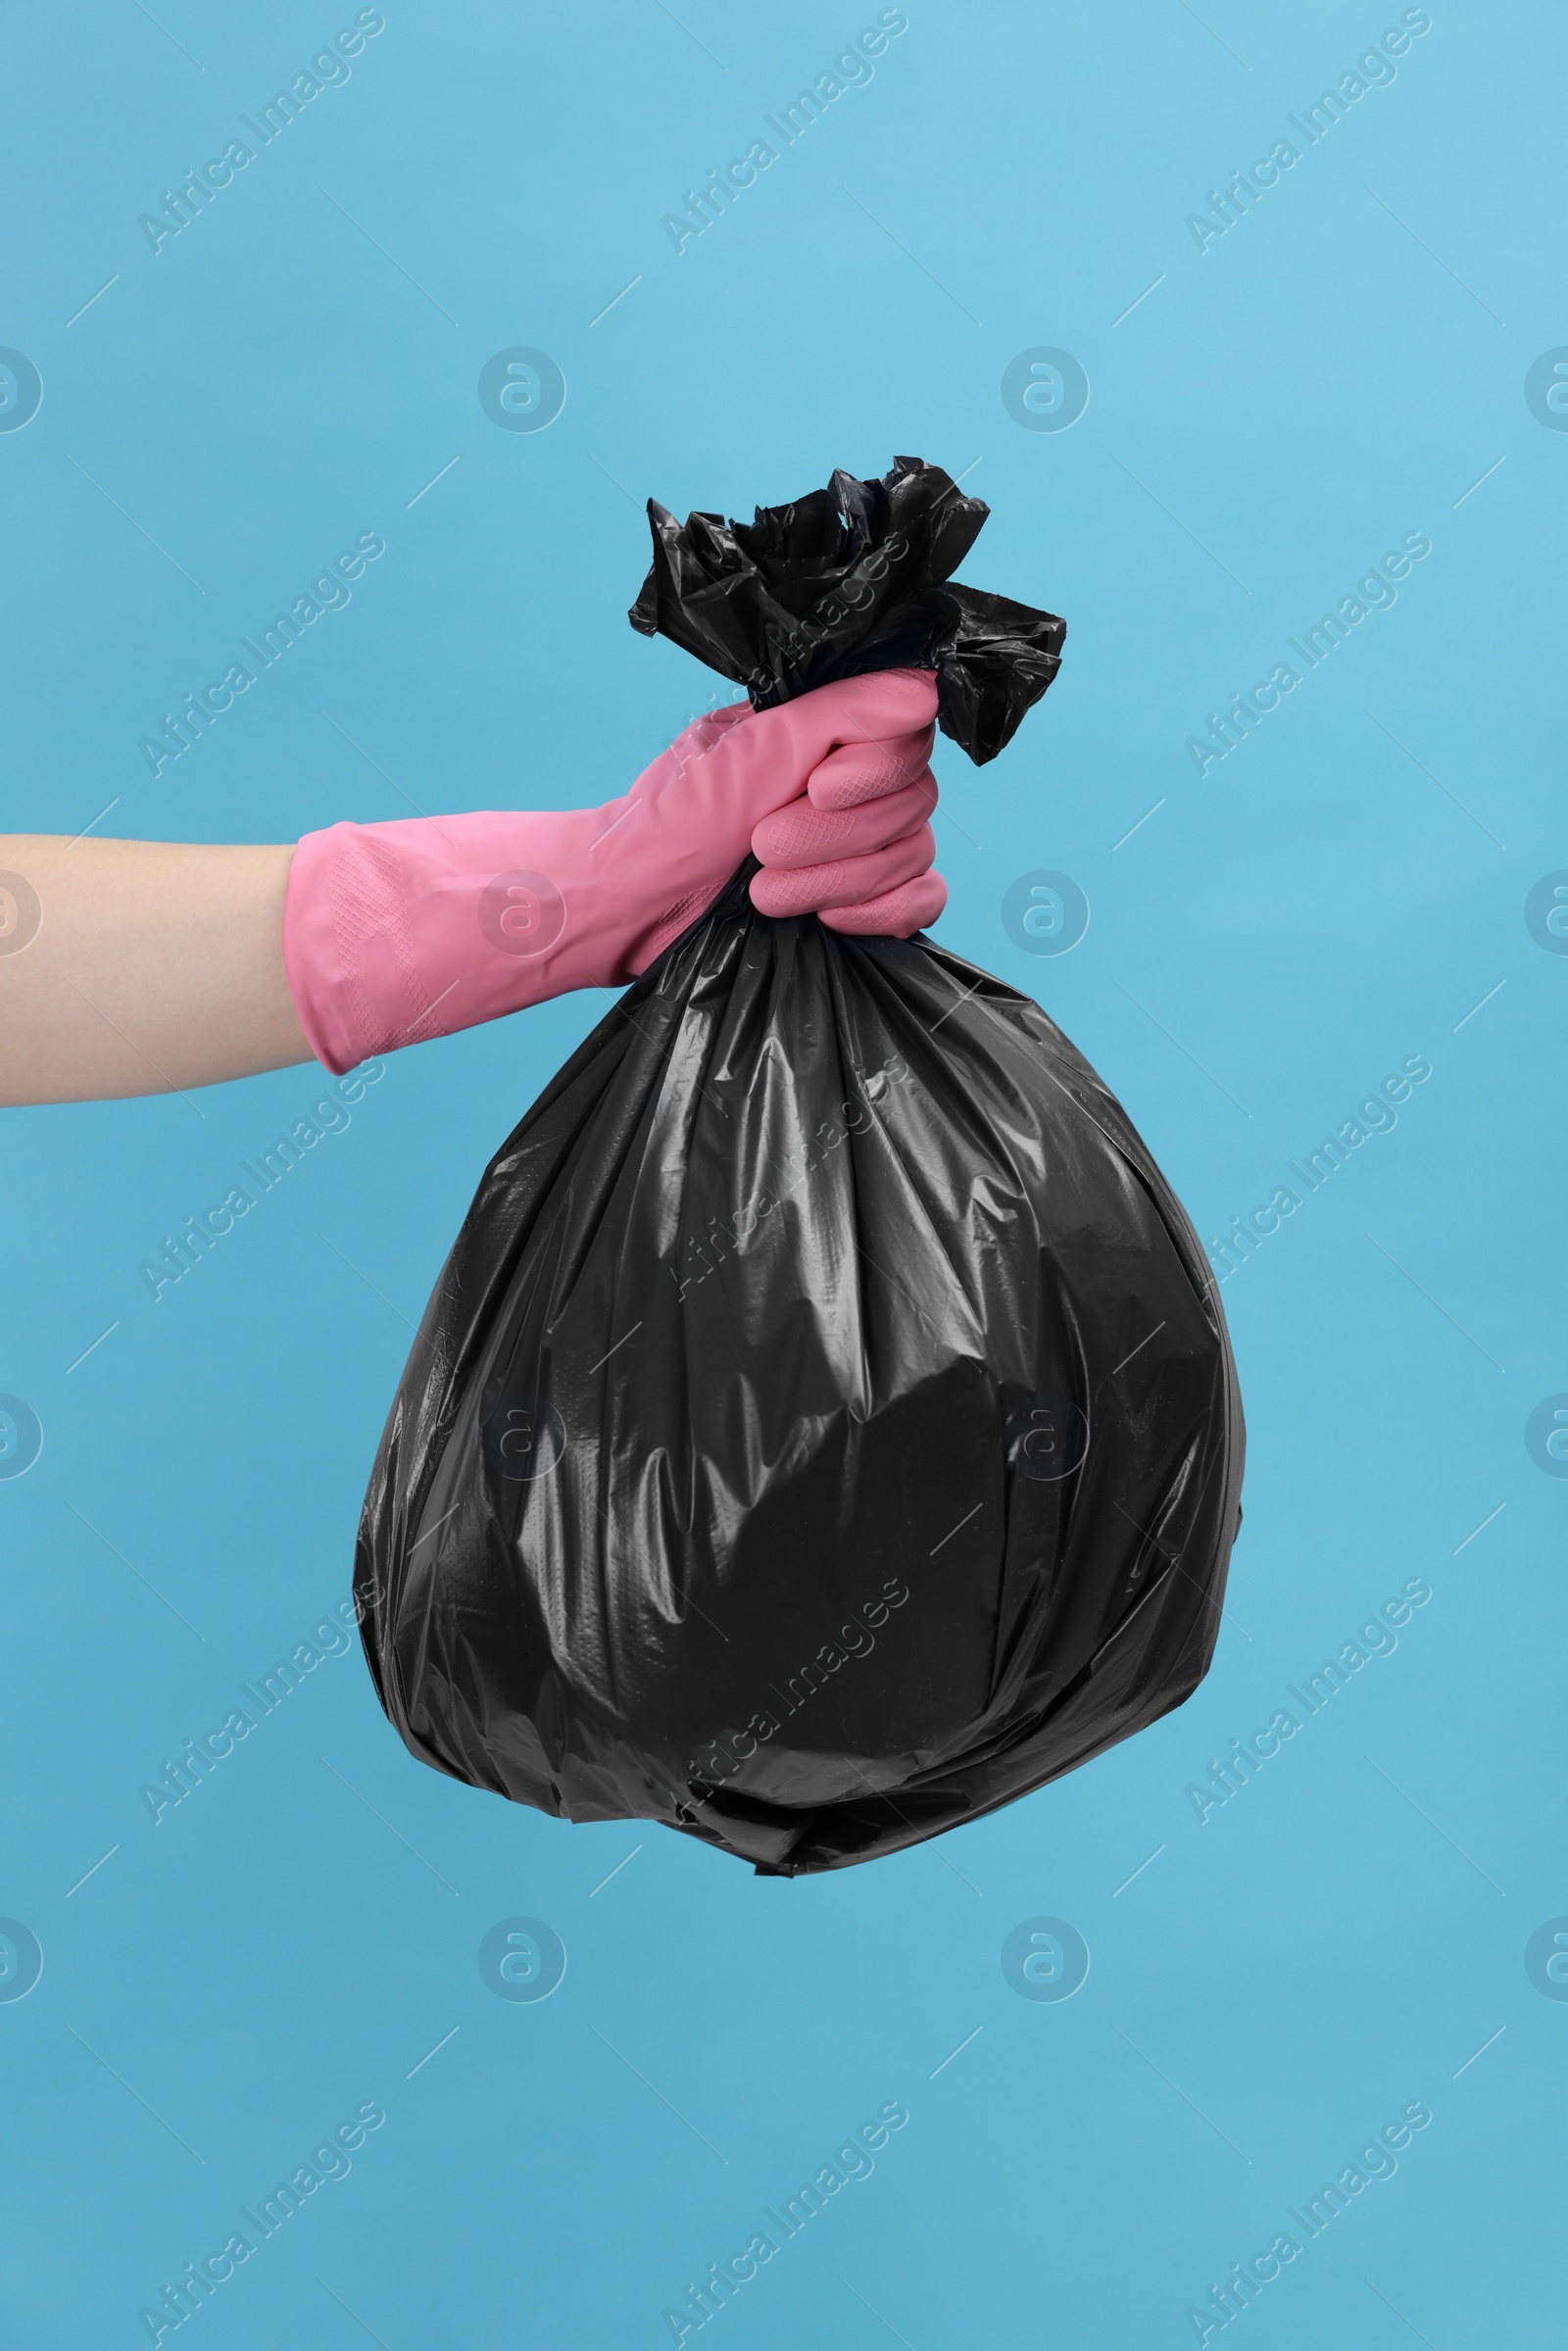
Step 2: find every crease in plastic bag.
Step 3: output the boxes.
[353,459,1244,1874]
[629,453,1065,762]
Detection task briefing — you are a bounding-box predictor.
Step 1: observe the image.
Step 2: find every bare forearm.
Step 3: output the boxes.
[0,838,313,1105]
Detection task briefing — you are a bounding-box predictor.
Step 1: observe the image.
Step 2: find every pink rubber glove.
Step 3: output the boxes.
[749,731,946,936]
[283,668,938,1075]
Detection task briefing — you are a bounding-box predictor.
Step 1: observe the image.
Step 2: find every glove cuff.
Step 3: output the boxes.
[282,808,719,1073]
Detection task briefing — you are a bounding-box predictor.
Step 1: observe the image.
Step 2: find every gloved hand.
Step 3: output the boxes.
[283,668,941,1075]
[749,727,945,937]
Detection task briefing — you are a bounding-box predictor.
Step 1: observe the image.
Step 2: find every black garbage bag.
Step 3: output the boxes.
[353,459,1244,1875]
[628,451,1065,761]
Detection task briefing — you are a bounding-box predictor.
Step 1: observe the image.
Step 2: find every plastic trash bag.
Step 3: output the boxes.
[353,460,1244,1875]
[628,451,1065,763]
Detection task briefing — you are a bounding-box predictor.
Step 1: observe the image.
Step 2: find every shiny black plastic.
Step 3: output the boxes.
[354,463,1243,1872]
[355,897,1244,1875]
[628,454,1065,762]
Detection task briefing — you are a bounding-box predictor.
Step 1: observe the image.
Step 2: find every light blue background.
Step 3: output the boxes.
[2,2,1563,2344]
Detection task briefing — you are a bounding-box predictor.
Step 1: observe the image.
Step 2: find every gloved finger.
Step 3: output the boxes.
[807,725,936,812]
[736,667,939,818]
[800,663,937,747]
[751,770,936,869]
[628,670,940,884]
[819,869,948,938]
[749,819,935,919]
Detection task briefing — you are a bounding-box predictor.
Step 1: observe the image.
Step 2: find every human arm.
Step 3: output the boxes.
[1,670,945,1106]
[282,670,944,1073]
[0,838,311,1106]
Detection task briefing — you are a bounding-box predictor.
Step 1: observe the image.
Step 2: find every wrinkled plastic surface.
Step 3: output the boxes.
[355,862,1245,1873]
[355,457,1242,1871]
[629,454,1066,764]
